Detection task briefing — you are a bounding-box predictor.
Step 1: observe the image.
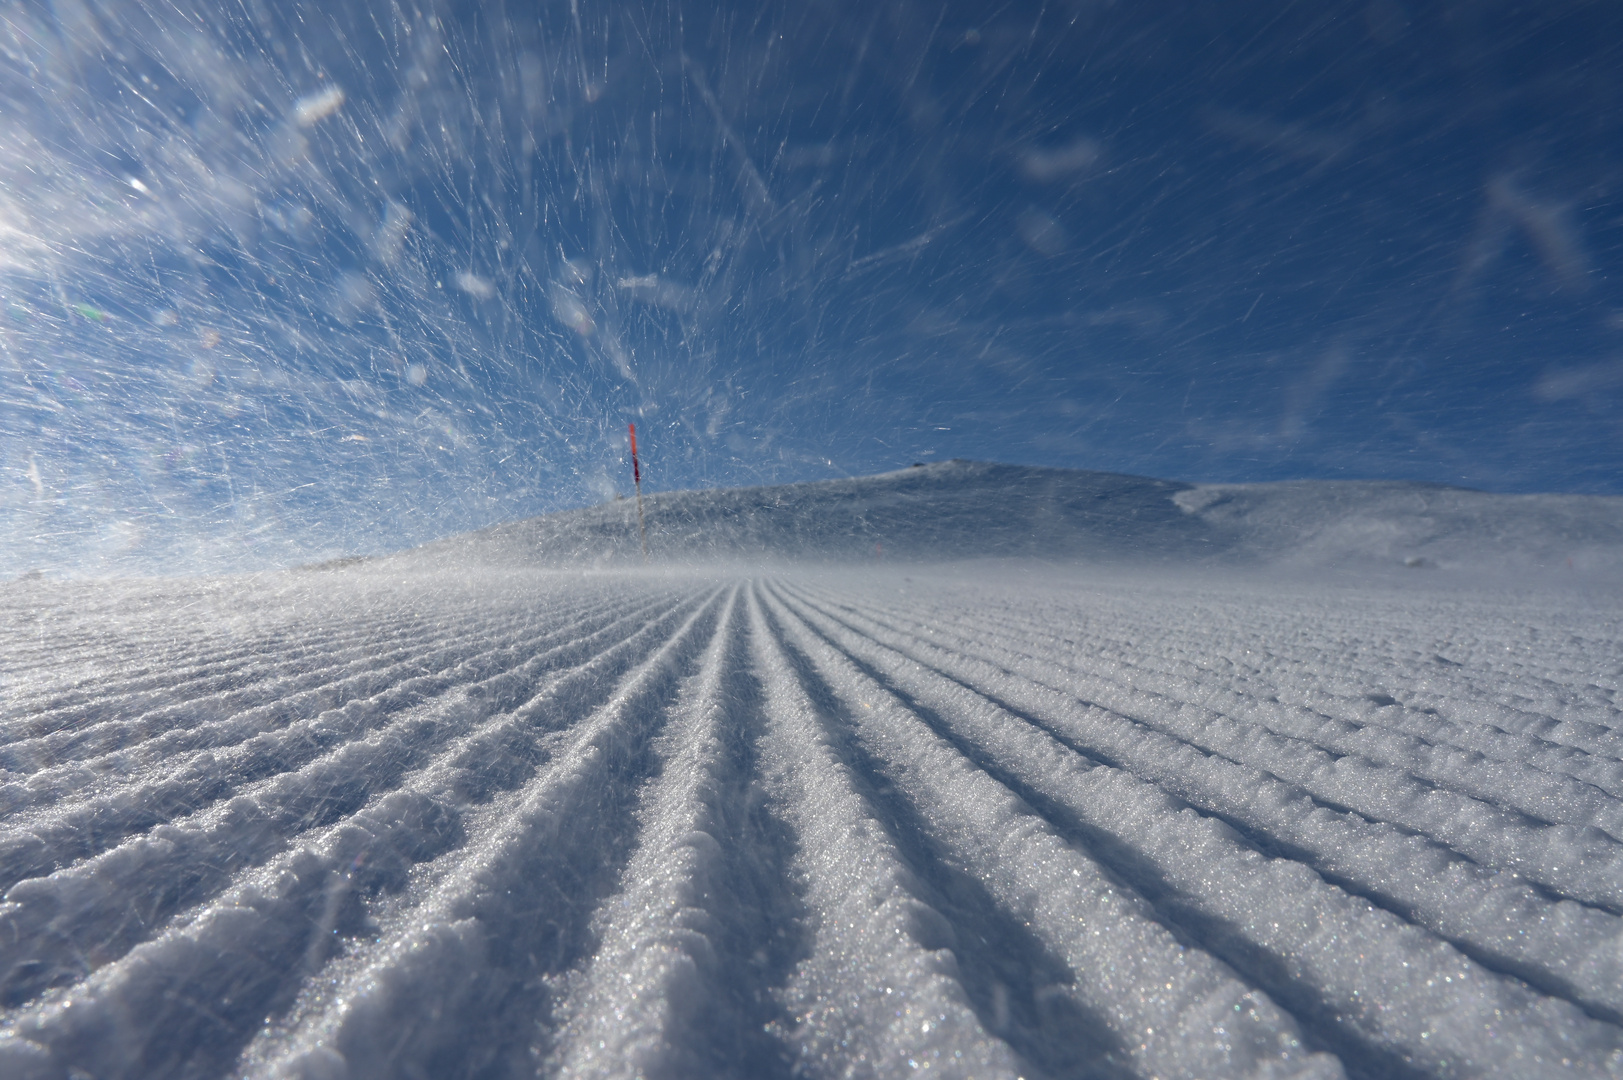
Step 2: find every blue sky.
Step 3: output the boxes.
[2,0,1620,572]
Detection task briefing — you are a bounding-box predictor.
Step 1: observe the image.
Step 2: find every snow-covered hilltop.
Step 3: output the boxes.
[395,460,1623,573]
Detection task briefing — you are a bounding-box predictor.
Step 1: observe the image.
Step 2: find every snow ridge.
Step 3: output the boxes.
[397,461,1623,574]
[1,566,1621,1079]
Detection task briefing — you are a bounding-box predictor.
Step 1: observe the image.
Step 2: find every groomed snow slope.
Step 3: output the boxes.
[2,565,1621,1079]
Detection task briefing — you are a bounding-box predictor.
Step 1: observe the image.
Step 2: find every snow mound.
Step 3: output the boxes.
[1176,479,1623,573]
[386,460,1623,573]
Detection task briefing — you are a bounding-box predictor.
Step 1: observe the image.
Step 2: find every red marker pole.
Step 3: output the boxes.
[629,423,648,562]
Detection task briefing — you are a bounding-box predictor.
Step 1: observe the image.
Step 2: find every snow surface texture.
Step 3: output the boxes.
[2,560,1622,1079]
[396,461,1623,575]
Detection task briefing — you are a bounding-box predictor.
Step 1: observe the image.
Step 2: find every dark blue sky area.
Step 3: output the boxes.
[2,0,1620,571]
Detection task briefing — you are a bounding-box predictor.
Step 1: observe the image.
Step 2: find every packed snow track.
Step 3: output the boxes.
[2,567,1621,1079]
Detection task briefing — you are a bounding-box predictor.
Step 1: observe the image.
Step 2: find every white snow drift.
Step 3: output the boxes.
[401,461,1623,575]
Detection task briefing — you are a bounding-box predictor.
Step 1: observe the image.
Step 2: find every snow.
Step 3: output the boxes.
[403,460,1623,575]
[2,473,1621,1078]
[3,0,1620,1072]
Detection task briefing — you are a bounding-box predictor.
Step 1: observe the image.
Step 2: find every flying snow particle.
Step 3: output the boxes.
[329,273,376,322]
[1534,361,1623,402]
[264,201,316,239]
[617,274,695,311]
[406,363,428,386]
[373,202,413,264]
[294,85,346,126]
[550,284,595,335]
[456,272,496,300]
[1019,137,1102,182]
[561,257,594,286]
[1203,109,1350,167]
[1485,175,1591,290]
[601,334,636,381]
[1017,209,1068,257]
[1364,0,1411,44]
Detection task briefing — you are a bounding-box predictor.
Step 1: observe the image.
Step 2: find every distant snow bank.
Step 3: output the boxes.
[1177,478,1623,573]
[393,460,1623,575]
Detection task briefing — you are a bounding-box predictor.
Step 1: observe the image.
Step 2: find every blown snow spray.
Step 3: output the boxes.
[628,423,649,562]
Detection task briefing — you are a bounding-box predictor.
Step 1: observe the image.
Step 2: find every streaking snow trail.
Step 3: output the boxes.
[0,565,1620,1079]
